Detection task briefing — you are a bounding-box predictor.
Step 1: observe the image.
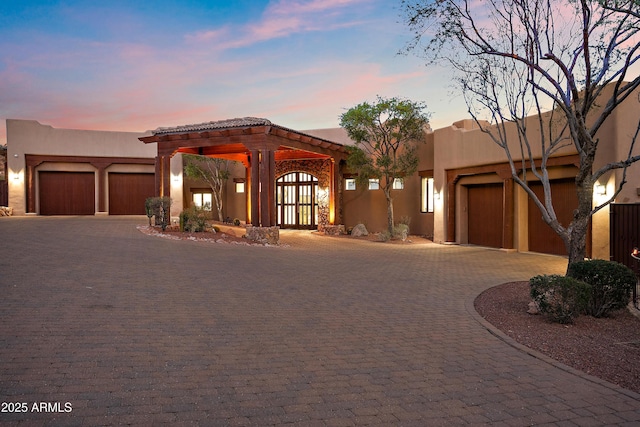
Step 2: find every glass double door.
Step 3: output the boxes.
[276,172,319,229]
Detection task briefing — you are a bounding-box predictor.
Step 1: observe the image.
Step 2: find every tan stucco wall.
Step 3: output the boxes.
[431,86,640,258]
[6,119,156,215]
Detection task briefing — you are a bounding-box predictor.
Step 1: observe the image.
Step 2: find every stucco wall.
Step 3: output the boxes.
[431,86,640,258]
[6,119,156,215]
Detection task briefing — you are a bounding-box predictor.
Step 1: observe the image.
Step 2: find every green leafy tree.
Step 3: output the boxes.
[183,154,233,222]
[403,0,640,267]
[340,96,430,234]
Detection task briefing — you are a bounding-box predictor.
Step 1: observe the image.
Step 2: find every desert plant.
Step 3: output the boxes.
[378,230,391,242]
[145,196,171,230]
[179,206,208,232]
[144,197,155,226]
[567,259,637,317]
[530,275,592,324]
[233,218,241,226]
[393,223,409,241]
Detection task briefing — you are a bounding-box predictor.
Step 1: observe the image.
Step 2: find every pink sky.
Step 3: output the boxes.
[0,0,469,146]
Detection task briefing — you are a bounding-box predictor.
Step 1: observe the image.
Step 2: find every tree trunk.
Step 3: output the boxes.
[385,188,394,234]
[566,180,593,270]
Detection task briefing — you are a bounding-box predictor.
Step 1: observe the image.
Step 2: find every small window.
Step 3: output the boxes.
[193,192,212,211]
[392,178,404,190]
[345,178,356,191]
[421,177,434,213]
[235,181,245,193]
[368,179,380,190]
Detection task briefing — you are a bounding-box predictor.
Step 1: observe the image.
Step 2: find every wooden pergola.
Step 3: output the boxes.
[139,117,349,227]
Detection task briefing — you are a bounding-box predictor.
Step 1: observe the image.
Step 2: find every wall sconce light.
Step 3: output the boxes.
[434,191,441,200]
[595,183,606,196]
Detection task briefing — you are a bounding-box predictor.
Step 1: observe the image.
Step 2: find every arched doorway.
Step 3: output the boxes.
[276,172,319,229]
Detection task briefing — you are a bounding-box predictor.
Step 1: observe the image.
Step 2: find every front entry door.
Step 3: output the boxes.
[276,172,319,229]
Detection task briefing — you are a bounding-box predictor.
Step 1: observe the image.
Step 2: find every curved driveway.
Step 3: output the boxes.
[1,217,639,425]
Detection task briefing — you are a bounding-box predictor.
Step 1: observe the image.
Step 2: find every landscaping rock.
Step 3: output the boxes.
[351,223,368,237]
[0,207,13,216]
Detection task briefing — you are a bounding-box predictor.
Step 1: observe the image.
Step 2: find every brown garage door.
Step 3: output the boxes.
[39,171,95,215]
[528,179,578,256]
[109,173,155,215]
[467,183,503,248]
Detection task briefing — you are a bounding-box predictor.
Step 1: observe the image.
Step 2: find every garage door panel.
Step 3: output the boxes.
[528,179,577,256]
[109,173,155,215]
[468,183,503,248]
[39,171,95,215]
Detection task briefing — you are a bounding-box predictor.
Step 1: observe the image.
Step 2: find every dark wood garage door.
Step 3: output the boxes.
[39,171,95,215]
[108,173,155,215]
[610,203,640,269]
[528,179,578,256]
[467,183,504,248]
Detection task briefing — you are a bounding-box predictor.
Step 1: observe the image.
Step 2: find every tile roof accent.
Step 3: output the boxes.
[151,117,347,151]
[153,117,273,135]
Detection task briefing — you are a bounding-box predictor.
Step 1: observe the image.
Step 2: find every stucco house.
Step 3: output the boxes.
[4,86,640,262]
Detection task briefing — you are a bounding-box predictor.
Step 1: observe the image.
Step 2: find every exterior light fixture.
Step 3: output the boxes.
[434,191,441,200]
[595,183,606,196]
[632,247,639,261]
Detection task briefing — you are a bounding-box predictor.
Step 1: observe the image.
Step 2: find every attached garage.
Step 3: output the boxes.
[527,179,578,256]
[39,171,95,215]
[467,183,504,248]
[108,173,155,215]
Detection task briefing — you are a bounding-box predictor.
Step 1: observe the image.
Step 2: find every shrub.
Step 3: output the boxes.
[393,223,409,241]
[529,275,591,324]
[567,259,637,318]
[378,230,391,242]
[233,218,241,226]
[145,196,171,230]
[179,206,208,232]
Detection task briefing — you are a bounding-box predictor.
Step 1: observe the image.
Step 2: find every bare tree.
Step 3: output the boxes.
[183,154,232,222]
[403,0,640,267]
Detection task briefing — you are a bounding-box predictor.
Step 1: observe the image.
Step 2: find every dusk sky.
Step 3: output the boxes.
[0,0,468,146]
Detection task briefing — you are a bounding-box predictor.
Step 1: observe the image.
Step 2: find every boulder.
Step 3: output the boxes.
[351,223,368,237]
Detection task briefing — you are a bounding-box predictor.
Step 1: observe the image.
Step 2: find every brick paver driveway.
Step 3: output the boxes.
[1,217,639,426]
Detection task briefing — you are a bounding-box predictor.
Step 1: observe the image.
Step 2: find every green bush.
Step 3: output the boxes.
[529,275,591,324]
[567,259,636,317]
[393,224,409,241]
[179,206,208,232]
[378,230,391,242]
[145,196,171,230]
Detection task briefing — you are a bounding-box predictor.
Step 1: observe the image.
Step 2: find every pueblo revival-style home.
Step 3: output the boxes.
[4,87,640,265]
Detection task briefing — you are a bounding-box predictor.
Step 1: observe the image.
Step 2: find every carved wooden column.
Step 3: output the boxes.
[250,150,260,226]
[154,156,162,197]
[259,149,274,227]
[162,155,171,199]
[245,164,251,225]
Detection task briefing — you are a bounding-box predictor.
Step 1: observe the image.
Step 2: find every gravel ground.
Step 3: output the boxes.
[475,281,640,394]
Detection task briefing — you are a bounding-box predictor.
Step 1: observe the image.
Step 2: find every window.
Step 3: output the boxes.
[368,179,380,190]
[392,178,404,190]
[345,178,356,191]
[421,177,434,213]
[193,192,212,210]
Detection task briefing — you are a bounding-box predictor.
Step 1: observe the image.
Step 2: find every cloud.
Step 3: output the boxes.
[185,0,372,50]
